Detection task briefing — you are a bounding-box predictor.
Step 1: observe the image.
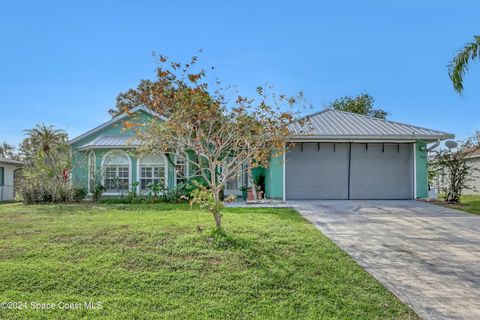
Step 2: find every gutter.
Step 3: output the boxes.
[288,134,454,142]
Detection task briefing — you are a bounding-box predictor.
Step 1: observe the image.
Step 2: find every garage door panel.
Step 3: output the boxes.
[286,142,414,200]
[286,143,349,200]
[350,143,413,200]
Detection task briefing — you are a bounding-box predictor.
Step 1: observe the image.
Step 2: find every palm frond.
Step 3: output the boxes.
[448,35,480,93]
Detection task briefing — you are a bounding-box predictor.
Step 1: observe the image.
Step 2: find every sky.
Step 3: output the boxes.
[1,0,479,146]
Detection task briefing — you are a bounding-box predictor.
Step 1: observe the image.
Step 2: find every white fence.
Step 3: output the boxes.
[0,185,14,201]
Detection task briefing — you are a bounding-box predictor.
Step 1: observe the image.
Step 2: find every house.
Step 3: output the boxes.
[459,149,480,195]
[433,147,480,195]
[0,157,23,201]
[69,106,453,200]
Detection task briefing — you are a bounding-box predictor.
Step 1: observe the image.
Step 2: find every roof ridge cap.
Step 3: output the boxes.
[296,109,331,121]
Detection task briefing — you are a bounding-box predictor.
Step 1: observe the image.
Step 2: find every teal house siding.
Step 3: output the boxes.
[70,111,146,190]
[265,154,283,199]
[70,106,272,197]
[415,140,428,199]
[71,149,178,192]
[70,108,178,194]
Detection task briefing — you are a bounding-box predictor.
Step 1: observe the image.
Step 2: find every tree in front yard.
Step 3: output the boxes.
[430,138,479,203]
[116,54,302,230]
[20,123,69,165]
[17,124,75,203]
[327,92,388,119]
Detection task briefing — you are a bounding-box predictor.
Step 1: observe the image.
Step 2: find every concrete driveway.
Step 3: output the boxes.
[292,200,480,320]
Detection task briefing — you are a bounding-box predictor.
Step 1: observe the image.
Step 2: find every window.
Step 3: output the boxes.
[139,154,167,191]
[88,151,96,193]
[103,151,130,193]
[225,159,249,191]
[175,153,188,185]
[241,162,249,188]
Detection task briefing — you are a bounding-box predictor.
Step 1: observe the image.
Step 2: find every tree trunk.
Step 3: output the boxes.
[212,188,222,230]
[213,210,222,230]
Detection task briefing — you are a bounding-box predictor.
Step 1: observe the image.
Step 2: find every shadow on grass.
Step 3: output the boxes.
[205,228,254,250]
[224,206,307,224]
[99,203,191,212]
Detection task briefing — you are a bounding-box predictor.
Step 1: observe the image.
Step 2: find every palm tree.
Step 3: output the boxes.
[0,142,18,159]
[23,124,67,154]
[448,35,480,93]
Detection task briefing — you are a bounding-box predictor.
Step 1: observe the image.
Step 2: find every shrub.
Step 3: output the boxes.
[72,187,87,202]
[91,183,105,202]
[431,138,479,203]
[18,181,83,204]
[95,180,203,204]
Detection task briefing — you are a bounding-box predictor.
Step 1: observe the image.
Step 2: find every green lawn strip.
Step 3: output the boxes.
[447,195,480,215]
[0,203,418,319]
[428,195,480,216]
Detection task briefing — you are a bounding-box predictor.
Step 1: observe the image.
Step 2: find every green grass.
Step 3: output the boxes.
[0,203,418,319]
[444,195,480,215]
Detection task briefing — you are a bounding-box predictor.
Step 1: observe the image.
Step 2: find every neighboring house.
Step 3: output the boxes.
[433,148,480,195]
[70,106,453,200]
[463,149,480,195]
[0,157,23,201]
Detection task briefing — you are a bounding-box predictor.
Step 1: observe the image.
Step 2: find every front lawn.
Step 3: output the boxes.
[0,203,418,319]
[443,195,480,215]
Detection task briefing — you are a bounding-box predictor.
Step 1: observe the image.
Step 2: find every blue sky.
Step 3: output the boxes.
[1,1,479,145]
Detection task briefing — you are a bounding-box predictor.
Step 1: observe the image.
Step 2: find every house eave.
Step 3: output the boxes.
[288,134,454,142]
[0,159,24,166]
[77,145,139,151]
[68,105,165,145]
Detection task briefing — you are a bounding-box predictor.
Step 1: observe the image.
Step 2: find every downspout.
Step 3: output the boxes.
[427,139,441,152]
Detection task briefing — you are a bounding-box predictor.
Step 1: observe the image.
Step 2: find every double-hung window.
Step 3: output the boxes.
[139,154,166,191]
[175,154,188,185]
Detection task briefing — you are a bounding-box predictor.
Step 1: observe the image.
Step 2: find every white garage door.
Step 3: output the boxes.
[285,142,414,200]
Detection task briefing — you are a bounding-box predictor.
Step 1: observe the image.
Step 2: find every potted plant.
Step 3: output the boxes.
[239,186,248,200]
[254,173,265,200]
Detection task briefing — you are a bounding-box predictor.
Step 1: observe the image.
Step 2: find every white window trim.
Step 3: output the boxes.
[174,153,189,187]
[101,149,132,195]
[136,153,168,194]
[87,150,96,194]
[224,159,250,196]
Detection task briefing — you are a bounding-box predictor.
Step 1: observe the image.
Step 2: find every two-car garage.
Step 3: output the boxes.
[285,142,414,200]
[283,109,453,201]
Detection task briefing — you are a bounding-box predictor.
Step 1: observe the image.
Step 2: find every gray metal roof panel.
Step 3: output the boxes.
[0,157,23,165]
[290,109,453,140]
[77,135,140,149]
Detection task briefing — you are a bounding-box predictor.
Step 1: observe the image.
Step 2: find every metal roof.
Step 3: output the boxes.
[0,157,23,166]
[289,109,454,141]
[78,135,140,150]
